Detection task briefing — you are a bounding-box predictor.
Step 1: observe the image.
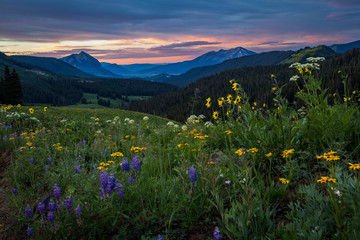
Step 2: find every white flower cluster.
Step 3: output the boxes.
[289,62,320,70]
[167,121,179,129]
[124,118,134,125]
[143,116,149,121]
[290,75,300,82]
[204,121,214,128]
[186,114,206,125]
[6,112,21,119]
[306,57,325,63]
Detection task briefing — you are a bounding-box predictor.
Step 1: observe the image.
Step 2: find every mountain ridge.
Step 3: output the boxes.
[60,51,119,78]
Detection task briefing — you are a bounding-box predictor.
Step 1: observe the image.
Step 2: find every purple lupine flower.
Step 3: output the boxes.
[106,174,116,194]
[48,199,56,211]
[78,154,82,160]
[100,186,105,199]
[30,157,35,164]
[116,183,124,199]
[132,155,140,172]
[128,176,135,185]
[47,156,52,164]
[12,188,17,195]
[26,225,33,236]
[53,184,61,200]
[65,196,72,209]
[56,203,62,211]
[156,235,164,240]
[38,202,46,215]
[47,211,55,223]
[100,151,104,156]
[121,158,130,171]
[25,205,32,219]
[213,227,221,240]
[82,139,86,145]
[75,162,80,173]
[94,139,97,144]
[100,171,108,188]
[74,205,81,218]
[189,165,197,183]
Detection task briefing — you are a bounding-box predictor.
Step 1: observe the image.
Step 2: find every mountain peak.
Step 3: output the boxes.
[60,52,118,78]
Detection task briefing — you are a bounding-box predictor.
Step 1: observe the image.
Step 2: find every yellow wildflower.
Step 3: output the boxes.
[206,97,211,108]
[348,162,360,170]
[111,152,124,157]
[232,82,240,91]
[248,148,258,154]
[279,178,290,184]
[213,111,219,119]
[29,108,34,114]
[235,148,245,156]
[17,104,21,107]
[282,149,295,159]
[44,107,47,112]
[233,96,241,104]
[218,99,223,107]
[317,176,336,184]
[297,67,303,75]
[224,130,232,135]
[265,152,273,157]
[227,94,233,104]
[352,91,356,95]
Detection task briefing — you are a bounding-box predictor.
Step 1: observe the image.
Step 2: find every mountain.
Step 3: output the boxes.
[164,50,295,86]
[60,51,118,78]
[121,63,166,73]
[139,47,256,75]
[279,45,337,64]
[0,51,83,105]
[330,40,360,53]
[101,62,130,75]
[11,55,95,77]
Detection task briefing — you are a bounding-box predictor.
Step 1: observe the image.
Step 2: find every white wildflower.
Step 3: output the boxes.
[143,116,149,121]
[290,75,300,82]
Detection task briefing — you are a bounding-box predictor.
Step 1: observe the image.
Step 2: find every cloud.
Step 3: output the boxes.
[1,0,359,63]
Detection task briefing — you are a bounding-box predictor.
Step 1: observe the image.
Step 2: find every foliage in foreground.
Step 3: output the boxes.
[1,57,360,239]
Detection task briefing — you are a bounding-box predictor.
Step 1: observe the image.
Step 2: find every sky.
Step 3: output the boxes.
[0,0,359,64]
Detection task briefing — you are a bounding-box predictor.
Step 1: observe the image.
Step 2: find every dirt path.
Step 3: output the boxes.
[0,150,20,240]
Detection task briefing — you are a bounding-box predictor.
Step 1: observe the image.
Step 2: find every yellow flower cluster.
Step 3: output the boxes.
[348,162,360,170]
[131,146,147,153]
[279,178,290,184]
[97,160,116,171]
[29,108,34,114]
[235,148,245,156]
[194,134,208,140]
[232,82,240,91]
[248,148,259,154]
[52,142,63,151]
[317,176,337,183]
[224,130,232,135]
[316,151,340,161]
[282,149,295,159]
[177,143,189,148]
[111,152,124,157]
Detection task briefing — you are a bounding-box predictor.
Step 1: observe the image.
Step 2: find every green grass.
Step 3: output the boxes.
[75,92,151,109]
[1,59,360,240]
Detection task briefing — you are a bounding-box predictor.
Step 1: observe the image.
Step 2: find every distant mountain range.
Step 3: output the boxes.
[63,46,256,78]
[137,47,256,75]
[11,55,94,78]
[60,51,118,78]
[330,40,360,53]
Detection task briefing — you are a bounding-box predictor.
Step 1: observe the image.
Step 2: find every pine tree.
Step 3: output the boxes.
[2,66,24,105]
[0,77,4,104]
[11,68,24,105]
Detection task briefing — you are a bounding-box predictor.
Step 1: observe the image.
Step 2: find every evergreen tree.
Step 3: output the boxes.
[0,77,4,104]
[11,68,24,105]
[3,66,24,105]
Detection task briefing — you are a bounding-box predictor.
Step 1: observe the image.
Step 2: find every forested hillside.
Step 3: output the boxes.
[129,48,360,121]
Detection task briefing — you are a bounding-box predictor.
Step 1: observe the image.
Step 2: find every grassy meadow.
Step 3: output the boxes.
[1,58,360,239]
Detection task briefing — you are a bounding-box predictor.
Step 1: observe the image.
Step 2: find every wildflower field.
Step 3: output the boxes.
[1,58,360,239]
